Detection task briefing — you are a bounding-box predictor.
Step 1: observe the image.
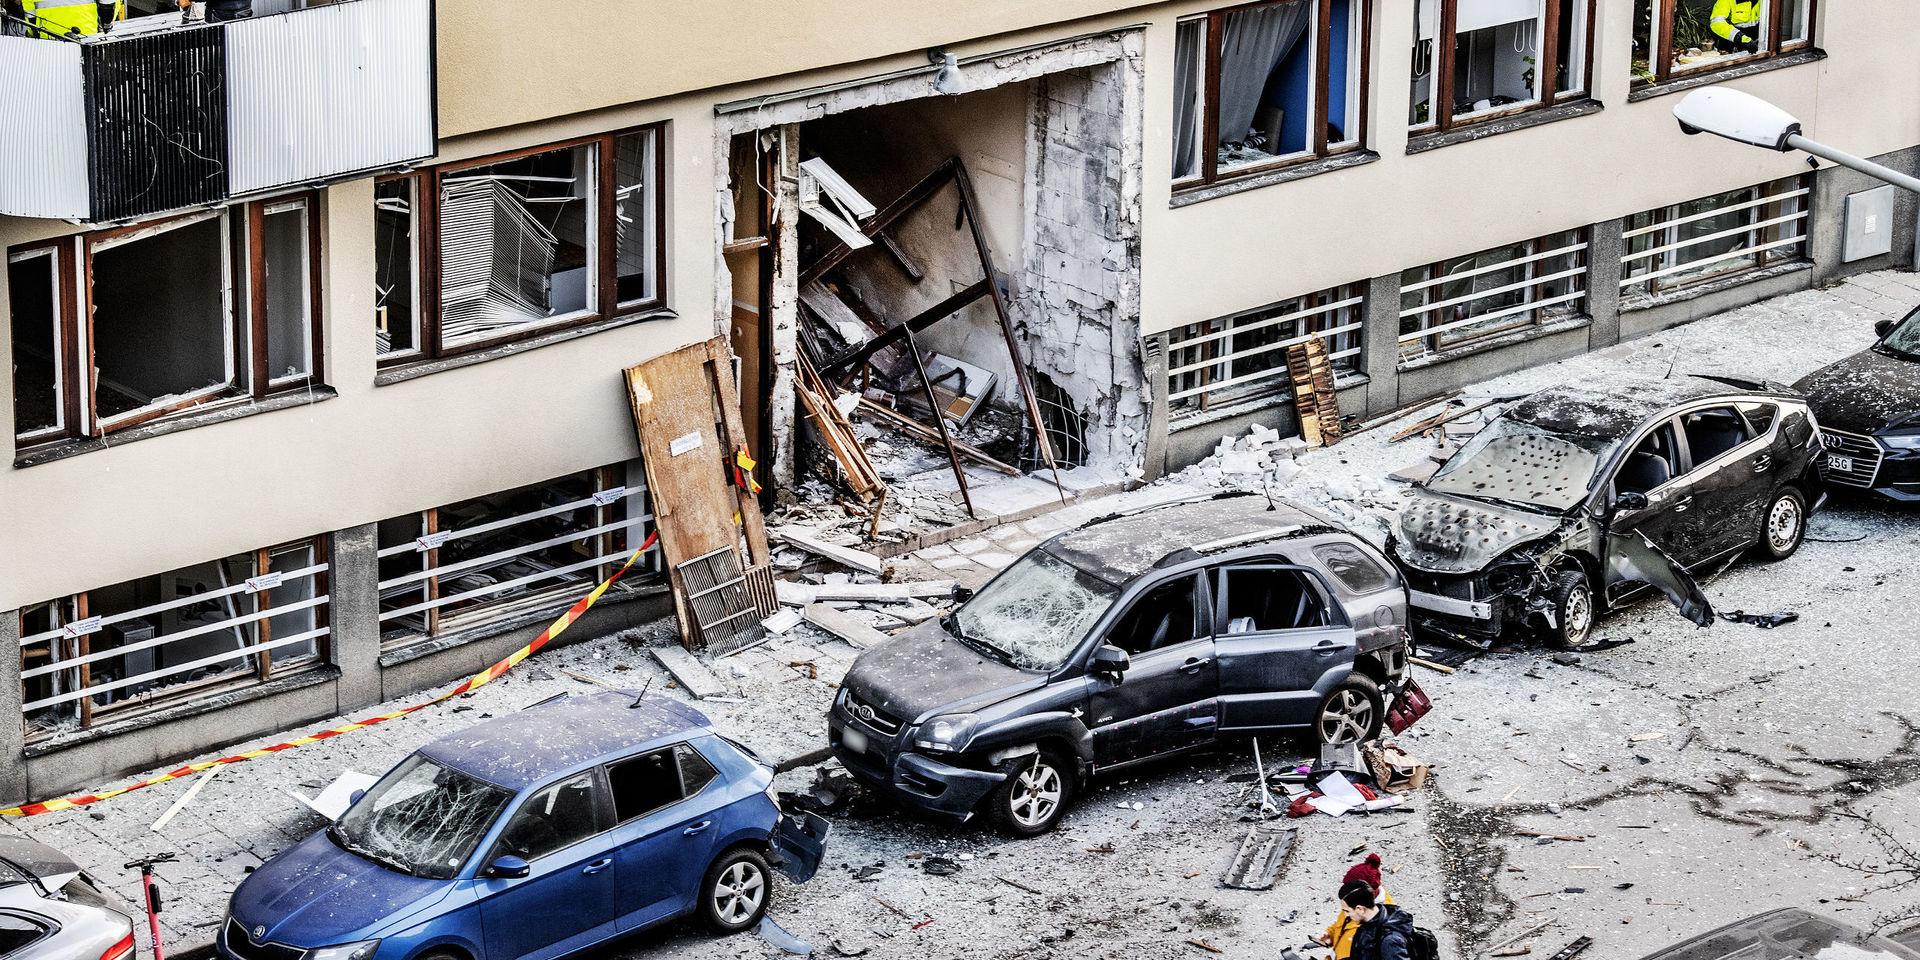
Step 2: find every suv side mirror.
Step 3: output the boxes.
[1876,318,1895,339]
[485,855,530,879]
[1613,491,1650,513]
[951,585,975,604]
[1089,645,1131,677]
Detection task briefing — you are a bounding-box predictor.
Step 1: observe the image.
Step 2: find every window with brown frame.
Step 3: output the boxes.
[18,538,330,740]
[373,463,661,648]
[1172,0,1370,187]
[7,195,324,446]
[1632,0,1812,85]
[376,124,665,364]
[1410,0,1594,132]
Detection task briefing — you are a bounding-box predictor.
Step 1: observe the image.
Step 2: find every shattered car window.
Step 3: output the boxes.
[1426,418,1612,512]
[952,549,1119,672]
[1876,305,1920,361]
[331,754,512,879]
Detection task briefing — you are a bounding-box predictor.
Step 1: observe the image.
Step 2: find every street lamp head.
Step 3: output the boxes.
[1673,87,1802,152]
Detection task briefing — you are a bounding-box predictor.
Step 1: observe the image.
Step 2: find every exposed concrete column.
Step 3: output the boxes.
[0,610,27,805]
[766,124,802,493]
[1585,217,1626,350]
[1140,335,1169,481]
[328,523,384,713]
[1361,273,1405,416]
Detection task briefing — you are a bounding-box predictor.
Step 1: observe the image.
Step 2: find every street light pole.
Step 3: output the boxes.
[1783,134,1920,196]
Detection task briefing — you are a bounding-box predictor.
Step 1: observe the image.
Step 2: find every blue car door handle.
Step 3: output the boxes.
[581,858,613,875]
[684,820,713,836]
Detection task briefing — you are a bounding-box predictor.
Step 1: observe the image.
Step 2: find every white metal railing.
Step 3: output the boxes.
[377,485,657,627]
[1619,180,1810,291]
[1397,236,1590,347]
[19,561,330,714]
[1620,187,1811,240]
[1167,290,1364,407]
[1621,234,1810,287]
[1399,290,1587,343]
[1399,241,1588,293]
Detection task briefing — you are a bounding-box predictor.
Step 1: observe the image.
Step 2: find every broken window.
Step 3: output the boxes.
[1738,401,1777,435]
[1410,0,1593,131]
[382,125,665,366]
[333,754,512,880]
[1681,405,1751,464]
[17,537,330,739]
[375,177,422,358]
[1399,229,1589,363]
[497,772,601,862]
[675,743,718,796]
[1617,422,1682,495]
[1166,280,1365,417]
[1632,0,1812,86]
[950,548,1119,672]
[1620,175,1809,301]
[1312,542,1393,593]
[1106,576,1202,655]
[1217,567,1331,633]
[607,748,681,822]
[1172,0,1369,185]
[375,463,659,647]
[9,198,324,446]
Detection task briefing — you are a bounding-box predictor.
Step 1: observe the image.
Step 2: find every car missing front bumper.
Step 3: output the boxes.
[1408,589,1493,620]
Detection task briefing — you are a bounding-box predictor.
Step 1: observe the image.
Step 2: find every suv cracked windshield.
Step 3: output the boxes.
[949,548,1119,671]
[329,754,511,879]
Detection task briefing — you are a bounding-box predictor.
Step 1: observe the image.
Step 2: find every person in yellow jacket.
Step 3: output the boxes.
[1710,0,1763,53]
[1313,854,1395,959]
[15,0,123,39]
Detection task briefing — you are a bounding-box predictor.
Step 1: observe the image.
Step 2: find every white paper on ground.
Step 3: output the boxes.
[1315,771,1368,817]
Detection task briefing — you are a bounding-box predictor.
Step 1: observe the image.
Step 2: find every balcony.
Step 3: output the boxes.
[0,0,435,223]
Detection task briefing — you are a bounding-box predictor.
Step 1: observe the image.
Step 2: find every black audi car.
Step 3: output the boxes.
[1794,303,1920,502]
[828,494,1411,836]
[1393,375,1822,649]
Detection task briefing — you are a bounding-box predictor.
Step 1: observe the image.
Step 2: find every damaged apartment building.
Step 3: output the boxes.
[1,0,1916,803]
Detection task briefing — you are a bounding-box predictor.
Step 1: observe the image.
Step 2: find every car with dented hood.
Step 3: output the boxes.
[221,692,827,960]
[1393,374,1821,648]
[828,493,1412,835]
[1794,302,1920,502]
[0,836,135,960]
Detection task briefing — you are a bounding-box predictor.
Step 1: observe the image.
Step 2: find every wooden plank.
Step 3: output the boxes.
[652,645,728,700]
[777,580,958,606]
[803,604,890,649]
[775,530,884,574]
[1388,397,1505,443]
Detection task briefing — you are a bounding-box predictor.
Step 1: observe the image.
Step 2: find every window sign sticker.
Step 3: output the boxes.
[245,571,286,594]
[591,486,628,506]
[62,616,103,639]
[416,530,453,552]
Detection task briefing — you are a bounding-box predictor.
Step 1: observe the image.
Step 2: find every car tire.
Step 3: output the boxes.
[1539,569,1595,650]
[989,749,1073,837]
[1754,488,1808,562]
[1315,674,1384,747]
[699,847,771,935]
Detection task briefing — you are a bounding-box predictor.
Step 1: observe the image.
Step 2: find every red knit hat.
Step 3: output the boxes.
[1342,853,1384,891]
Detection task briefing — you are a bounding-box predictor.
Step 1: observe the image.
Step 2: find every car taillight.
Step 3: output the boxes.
[100,932,135,960]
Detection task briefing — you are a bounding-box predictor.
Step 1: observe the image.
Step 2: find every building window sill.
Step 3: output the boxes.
[1168,373,1369,432]
[376,584,661,670]
[1407,100,1603,156]
[376,309,677,387]
[22,667,338,759]
[1619,259,1812,313]
[1397,315,1593,372]
[13,387,340,469]
[1627,49,1826,103]
[1170,151,1381,208]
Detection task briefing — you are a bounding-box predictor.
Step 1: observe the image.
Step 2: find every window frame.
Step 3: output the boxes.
[1412,0,1598,134]
[17,536,332,737]
[10,195,326,447]
[1165,280,1367,417]
[1399,228,1591,361]
[1174,0,1373,190]
[380,122,669,369]
[1211,562,1345,634]
[1619,175,1811,300]
[492,769,611,864]
[1636,0,1816,87]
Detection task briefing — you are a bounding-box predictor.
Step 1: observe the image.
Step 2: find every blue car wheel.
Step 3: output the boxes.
[699,848,770,934]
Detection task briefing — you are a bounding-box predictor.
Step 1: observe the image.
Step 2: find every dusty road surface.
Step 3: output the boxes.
[5,272,1917,960]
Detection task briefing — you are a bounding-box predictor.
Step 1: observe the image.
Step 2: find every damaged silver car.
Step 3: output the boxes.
[1393,375,1822,648]
[828,494,1411,835]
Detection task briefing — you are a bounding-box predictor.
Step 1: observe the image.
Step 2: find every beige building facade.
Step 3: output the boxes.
[2,0,1914,802]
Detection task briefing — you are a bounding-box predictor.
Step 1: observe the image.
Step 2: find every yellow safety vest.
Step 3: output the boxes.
[1710,0,1762,41]
[20,0,124,38]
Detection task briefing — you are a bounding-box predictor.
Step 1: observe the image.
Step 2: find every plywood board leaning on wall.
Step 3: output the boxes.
[625,337,774,650]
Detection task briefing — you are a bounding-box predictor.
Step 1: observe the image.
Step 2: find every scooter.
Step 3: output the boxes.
[123,852,177,960]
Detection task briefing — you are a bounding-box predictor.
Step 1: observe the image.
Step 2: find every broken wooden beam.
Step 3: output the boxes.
[803,604,891,649]
[1389,397,1506,443]
[775,529,884,574]
[855,399,1023,475]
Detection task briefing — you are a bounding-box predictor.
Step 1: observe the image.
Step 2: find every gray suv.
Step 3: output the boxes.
[828,494,1411,835]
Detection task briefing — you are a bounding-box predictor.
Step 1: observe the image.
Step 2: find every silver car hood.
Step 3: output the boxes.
[0,835,82,891]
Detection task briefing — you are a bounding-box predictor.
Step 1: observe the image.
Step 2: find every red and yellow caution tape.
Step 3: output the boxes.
[1,532,659,819]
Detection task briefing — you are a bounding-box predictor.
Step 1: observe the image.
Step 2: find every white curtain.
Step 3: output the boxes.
[1213,2,1312,148]
[1172,19,1204,179]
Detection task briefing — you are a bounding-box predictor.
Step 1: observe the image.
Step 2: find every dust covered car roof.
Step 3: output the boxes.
[1501,374,1781,443]
[1045,493,1343,583]
[419,691,709,790]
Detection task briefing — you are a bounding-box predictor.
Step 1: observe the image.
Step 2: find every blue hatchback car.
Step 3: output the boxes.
[220,692,827,960]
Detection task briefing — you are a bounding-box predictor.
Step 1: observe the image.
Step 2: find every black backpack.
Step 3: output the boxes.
[1406,925,1440,960]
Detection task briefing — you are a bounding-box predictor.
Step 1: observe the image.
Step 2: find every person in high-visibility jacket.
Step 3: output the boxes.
[1710,0,1763,52]
[17,0,123,38]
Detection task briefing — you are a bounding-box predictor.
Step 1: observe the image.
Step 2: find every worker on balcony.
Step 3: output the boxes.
[13,0,123,37]
[1709,0,1763,53]
[206,0,251,20]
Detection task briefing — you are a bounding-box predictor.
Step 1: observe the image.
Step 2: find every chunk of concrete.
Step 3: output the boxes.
[653,645,727,699]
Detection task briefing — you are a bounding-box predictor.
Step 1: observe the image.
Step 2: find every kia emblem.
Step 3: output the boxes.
[854,704,876,723]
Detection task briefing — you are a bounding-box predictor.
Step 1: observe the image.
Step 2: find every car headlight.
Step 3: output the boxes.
[1882,433,1920,450]
[834,686,850,709]
[912,714,980,753]
[307,941,380,960]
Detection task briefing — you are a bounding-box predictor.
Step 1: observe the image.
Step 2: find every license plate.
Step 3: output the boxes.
[840,727,868,754]
[1827,454,1855,473]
